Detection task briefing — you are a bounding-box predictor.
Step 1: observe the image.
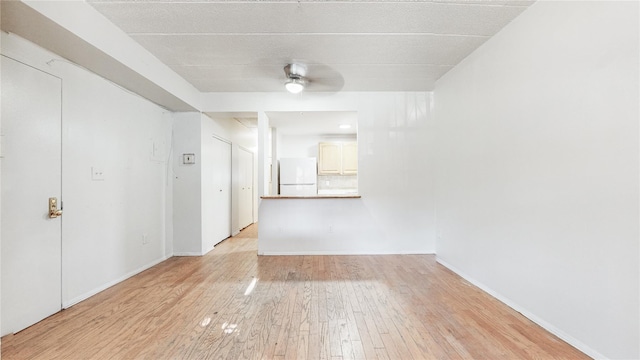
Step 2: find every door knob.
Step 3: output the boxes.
[49,197,63,218]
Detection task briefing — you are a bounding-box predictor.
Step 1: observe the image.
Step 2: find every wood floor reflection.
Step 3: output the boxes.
[1,224,589,359]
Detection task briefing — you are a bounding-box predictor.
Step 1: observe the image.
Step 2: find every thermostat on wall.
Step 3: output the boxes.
[183,153,196,164]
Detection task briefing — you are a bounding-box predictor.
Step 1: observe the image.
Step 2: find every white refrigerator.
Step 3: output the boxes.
[279,157,318,196]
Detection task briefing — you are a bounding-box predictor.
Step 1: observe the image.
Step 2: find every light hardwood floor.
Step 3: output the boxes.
[2,224,589,359]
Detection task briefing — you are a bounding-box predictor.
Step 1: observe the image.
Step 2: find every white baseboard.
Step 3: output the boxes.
[62,256,169,309]
[435,257,606,360]
[258,250,435,256]
[202,244,215,255]
[173,252,203,256]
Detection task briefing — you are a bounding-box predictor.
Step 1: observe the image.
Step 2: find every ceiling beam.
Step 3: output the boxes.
[1,0,202,111]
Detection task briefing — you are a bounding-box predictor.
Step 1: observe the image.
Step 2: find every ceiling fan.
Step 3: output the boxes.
[283,62,344,94]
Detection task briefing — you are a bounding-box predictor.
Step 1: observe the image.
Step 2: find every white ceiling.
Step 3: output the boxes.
[87,0,534,93]
[268,111,358,136]
[204,111,358,136]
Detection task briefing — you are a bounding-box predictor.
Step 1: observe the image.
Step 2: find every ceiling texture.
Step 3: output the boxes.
[267,111,358,135]
[87,0,534,93]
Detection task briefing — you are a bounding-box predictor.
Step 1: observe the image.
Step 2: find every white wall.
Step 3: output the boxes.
[172,112,203,255]
[278,134,356,158]
[358,92,435,252]
[203,92,437,254]
[434,2,639,359]
[259,198,384,254]
[173,113,258,255]
[1,33,174,307]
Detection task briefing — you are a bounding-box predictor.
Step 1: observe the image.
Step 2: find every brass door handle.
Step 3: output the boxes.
[49,197,63,218]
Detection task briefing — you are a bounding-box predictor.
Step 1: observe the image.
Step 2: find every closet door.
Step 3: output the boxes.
[238,147,253,230]
[212,137,231,245]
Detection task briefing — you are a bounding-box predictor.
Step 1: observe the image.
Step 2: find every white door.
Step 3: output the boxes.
[212,137,231,244]
[238,148,253,229]
[1,56,63,335]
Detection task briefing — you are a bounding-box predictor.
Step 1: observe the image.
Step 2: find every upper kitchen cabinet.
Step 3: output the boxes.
[318,141,357,175]
[318,142,342,174]
[342,142,358,175]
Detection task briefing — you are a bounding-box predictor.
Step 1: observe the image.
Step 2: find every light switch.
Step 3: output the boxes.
[91,167,105,181]
[150,141,164,161]
[183,153,196,164]
[152,142,160,157]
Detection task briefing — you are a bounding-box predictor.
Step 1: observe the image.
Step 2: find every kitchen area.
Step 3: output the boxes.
[259,111,365,255]
[278,142,358,196]
[267,111,359,197]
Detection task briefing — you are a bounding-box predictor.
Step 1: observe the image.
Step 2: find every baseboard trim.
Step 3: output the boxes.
[435,257,606,360]
[202,244,215,255]
[259,250,435,256]
[62,256,169,309]
[172,252,203,256]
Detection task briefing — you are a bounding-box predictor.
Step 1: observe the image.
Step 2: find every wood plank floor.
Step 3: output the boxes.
[2,224,589,359]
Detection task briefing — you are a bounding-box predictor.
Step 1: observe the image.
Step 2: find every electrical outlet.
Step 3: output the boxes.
[142,233,149,245]
[328,225,333,233]
[91,167,105,181]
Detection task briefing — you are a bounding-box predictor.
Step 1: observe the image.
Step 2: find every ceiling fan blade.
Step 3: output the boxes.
[306,76,344,92]
[304,63,344,92]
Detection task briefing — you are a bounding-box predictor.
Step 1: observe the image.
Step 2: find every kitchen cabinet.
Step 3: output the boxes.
[341,142,358,175]
[318,142,342,174]
[318,142,357,175]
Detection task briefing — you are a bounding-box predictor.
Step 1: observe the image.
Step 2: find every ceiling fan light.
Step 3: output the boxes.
[285,79,305,94]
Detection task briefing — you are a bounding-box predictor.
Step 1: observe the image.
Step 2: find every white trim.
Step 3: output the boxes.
[259,251,434,256]
[62,256,168,309]
[237,144,254,154]
[202,244,215,255]
[435,257,606,360]
[173,252,203,256]
[211,133,231,145]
